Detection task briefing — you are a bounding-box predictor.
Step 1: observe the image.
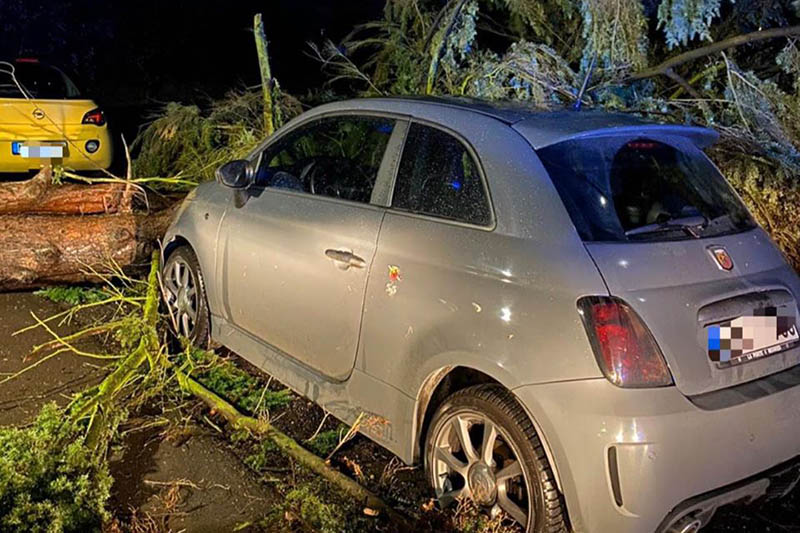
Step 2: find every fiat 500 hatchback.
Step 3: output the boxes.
[163,98,800,533]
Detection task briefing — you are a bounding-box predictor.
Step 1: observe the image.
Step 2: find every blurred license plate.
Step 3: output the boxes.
[707,309,799,367]
[12,142,63,158]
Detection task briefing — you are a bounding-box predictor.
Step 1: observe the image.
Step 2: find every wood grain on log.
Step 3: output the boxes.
[0,206,176,290]
[0,167,124,215]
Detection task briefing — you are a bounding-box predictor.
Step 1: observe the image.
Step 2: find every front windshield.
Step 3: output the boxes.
[537,136,755,242]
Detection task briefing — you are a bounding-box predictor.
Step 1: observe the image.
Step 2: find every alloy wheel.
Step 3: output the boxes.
[431,409,531,527]
[164,257,198,339]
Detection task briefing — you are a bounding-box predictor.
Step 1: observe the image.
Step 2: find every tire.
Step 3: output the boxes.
[162,246,210,348]
[424,384,567,533]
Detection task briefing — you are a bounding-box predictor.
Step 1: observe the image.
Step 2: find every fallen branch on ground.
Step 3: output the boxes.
[179,371,404,522]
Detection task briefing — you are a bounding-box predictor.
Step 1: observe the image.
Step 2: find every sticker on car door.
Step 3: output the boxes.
[707,306,799,367]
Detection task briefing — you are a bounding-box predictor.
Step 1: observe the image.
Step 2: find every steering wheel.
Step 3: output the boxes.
[301,158,344,198]
[299,160,318,194]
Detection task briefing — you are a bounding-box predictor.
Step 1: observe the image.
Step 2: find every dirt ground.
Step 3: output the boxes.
[0,292,277,532]
[1,290,799,532]
[0,291,111,425]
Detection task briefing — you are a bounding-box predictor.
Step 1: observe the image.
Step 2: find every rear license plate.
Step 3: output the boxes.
[12,142,64,158]
[707,308,799,367]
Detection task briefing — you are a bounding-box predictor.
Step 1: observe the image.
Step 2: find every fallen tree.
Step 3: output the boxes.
[0,166,124,215]
[0,166,177,291]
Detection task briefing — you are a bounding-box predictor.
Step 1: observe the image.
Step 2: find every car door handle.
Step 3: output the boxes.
[325,249,366,269]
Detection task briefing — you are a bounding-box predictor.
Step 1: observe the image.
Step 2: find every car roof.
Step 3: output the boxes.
[313,96,719,149]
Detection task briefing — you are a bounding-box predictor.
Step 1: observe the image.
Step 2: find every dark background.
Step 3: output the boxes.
[0,0,385,137]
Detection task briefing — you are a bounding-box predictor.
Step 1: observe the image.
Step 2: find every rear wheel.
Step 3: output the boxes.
[425,385,567,532]
[163,246,210,348]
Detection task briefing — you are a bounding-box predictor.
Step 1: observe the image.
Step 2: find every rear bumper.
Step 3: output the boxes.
[0,126,113,172]
[513,372,800,532]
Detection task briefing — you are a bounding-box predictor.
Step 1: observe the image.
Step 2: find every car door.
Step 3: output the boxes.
[359,122,505,385]
[219,114,401,380]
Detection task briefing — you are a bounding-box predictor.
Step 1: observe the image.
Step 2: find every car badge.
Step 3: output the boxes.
[709,247,733,271]
[32,108,45,120]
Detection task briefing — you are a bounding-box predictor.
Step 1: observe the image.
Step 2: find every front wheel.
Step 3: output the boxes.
[163,246,210,348]
[424,385,567,533]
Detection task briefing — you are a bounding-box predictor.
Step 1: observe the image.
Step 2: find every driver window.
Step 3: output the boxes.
[254,115,395,204]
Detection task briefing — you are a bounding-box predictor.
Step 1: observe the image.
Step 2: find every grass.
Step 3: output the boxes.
[306,428,344,457]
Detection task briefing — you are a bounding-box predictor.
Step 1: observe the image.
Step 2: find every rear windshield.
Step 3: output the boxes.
[0,62,80,99]
[537,137,755,242]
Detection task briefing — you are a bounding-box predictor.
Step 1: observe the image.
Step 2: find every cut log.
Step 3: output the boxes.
[0,167,124,215]
[0,205,177,290]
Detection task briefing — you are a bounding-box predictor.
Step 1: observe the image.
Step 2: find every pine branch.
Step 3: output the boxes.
[425,0,470,94]
[629,25,800,81]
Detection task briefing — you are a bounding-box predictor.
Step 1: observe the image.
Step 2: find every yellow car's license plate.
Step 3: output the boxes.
[12,142,64,158]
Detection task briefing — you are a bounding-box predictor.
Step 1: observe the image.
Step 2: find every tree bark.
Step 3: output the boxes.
[0,205,176,290]
[0,167,124,215]
[254,13,275,136]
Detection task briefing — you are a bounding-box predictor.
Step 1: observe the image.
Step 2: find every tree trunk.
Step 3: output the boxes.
[0,205,176,290]
[0,167,124,215]
[254,13,275,136]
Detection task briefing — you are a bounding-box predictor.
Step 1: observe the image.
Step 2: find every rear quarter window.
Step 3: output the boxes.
[392,123,491,226]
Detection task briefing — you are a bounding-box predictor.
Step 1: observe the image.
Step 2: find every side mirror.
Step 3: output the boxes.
[216,160,253,188]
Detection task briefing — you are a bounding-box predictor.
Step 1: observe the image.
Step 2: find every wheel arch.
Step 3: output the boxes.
[412,365,564,494]
[163,235,192,261]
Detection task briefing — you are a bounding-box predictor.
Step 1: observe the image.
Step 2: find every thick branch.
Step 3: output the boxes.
[179,371,405,522]
[629,25,800,81]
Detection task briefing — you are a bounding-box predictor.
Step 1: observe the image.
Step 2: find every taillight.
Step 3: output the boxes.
[578,296,673,388]
[81,108,105,126]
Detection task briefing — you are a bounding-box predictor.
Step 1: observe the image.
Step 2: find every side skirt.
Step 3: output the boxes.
[212,315,417,463]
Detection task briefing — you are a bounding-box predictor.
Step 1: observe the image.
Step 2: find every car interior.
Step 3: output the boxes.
[253,116,394,204]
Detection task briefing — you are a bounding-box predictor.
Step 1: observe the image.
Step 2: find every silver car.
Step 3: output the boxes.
[162,97,800,533]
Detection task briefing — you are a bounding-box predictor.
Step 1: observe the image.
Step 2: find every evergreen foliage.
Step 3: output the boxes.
[0,404,114,533]
[657,0,723,49]
[133,90,302,186]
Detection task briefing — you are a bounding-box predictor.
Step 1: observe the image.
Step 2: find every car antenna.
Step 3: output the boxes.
[573,52,597,111]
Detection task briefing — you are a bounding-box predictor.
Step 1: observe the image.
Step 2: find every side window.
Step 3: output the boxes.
[392,123,491,226]
[255,116,395,204]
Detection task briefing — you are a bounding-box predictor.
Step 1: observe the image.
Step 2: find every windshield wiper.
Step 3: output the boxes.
[625,215,708,239]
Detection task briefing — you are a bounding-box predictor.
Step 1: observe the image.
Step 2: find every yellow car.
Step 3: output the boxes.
[0,58,112,173]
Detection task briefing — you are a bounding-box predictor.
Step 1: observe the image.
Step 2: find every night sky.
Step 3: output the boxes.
[1,1,384,109]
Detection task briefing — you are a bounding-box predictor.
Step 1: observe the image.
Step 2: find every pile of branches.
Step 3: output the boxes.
[0,253,396,532]
[132,88,304,185]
